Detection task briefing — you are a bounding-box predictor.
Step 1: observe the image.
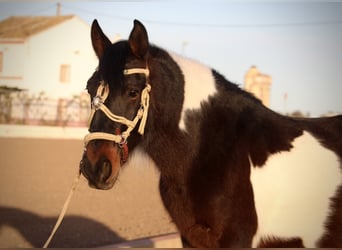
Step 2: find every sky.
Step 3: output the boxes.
[1,1,342,116]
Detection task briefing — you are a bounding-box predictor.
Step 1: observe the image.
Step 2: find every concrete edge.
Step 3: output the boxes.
[99,232,182,248]
[0,124,87,139]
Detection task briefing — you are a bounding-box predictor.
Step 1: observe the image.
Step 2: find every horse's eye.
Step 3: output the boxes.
[128,89,139,98]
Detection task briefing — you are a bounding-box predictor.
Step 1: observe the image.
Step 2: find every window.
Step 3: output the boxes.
[59,64,70,83]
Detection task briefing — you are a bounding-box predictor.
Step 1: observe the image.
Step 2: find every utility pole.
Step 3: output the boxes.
[181,41,188,55]
[56,2,61,16]
[284,92,288,115]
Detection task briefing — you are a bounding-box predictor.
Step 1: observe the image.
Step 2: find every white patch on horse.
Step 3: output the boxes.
[251,131,341,247]
[126,146,157,170]
[169,52,217,130]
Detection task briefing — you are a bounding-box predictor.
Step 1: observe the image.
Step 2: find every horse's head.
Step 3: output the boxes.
[80,19,151,190]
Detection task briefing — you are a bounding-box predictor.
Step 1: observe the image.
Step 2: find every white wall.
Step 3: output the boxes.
[0,41,27,88]
[1,16,97,98]
[26,16,97,98]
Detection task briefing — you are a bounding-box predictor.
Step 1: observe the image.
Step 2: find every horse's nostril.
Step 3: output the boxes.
[98,159,112,182]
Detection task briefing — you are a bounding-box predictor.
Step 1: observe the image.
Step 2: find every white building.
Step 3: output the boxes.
[0,15,97,98]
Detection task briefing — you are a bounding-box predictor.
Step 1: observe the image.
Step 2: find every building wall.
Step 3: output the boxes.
[25,16,97,98]
[0,16,97,98]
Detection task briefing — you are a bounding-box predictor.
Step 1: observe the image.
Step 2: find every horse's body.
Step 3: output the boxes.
[80,20,342,247]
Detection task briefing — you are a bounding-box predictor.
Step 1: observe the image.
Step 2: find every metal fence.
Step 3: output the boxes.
[0,90,90,127]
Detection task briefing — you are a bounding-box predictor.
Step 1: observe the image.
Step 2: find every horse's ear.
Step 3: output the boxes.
[129,19,149,59]
[91,19,111,59]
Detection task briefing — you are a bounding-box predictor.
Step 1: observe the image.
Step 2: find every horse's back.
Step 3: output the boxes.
[301,115,342,158]
[251,115,342,247]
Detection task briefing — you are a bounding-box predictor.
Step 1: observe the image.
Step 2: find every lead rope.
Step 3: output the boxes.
[42,68,151,247]
[42,172,81,248]
[43,68,151,247]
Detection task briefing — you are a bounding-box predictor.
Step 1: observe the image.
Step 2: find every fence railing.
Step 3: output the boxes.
[0,90,90,127]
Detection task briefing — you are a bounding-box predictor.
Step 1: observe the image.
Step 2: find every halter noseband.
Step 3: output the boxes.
[84,67,151,160]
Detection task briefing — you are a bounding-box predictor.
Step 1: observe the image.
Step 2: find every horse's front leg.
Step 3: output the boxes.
[159,176,222,247]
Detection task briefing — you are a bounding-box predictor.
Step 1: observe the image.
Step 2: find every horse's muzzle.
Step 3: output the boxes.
[79,140,121,190]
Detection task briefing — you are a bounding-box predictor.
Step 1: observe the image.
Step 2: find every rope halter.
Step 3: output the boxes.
[84,67,151,148]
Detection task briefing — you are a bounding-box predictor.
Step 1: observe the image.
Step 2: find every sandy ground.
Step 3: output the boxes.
[0,137,177,247]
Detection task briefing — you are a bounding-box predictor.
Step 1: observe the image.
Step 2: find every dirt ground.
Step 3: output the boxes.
[0,137,177,247]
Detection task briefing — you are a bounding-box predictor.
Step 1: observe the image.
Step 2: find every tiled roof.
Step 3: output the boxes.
[0,15,74,39]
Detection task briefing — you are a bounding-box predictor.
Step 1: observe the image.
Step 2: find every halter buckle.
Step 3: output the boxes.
[92,96,103,110]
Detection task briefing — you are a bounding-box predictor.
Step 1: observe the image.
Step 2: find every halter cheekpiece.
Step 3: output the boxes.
[84,67,151,159]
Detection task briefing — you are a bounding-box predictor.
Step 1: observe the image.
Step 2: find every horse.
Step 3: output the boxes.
[79,19,342,247]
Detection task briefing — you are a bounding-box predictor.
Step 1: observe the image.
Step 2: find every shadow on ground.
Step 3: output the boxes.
[0,206,126,247]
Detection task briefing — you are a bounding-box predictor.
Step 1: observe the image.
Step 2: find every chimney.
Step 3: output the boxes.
[56,2,61,16]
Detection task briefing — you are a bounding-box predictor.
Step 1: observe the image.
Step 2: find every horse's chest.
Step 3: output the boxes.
[250,132,341,247]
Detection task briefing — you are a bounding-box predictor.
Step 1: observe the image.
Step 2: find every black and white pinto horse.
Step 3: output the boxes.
[80,19,342,247]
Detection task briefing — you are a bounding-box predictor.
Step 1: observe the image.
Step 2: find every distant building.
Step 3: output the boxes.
[244,66,272,108]
[0,15,97,98]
